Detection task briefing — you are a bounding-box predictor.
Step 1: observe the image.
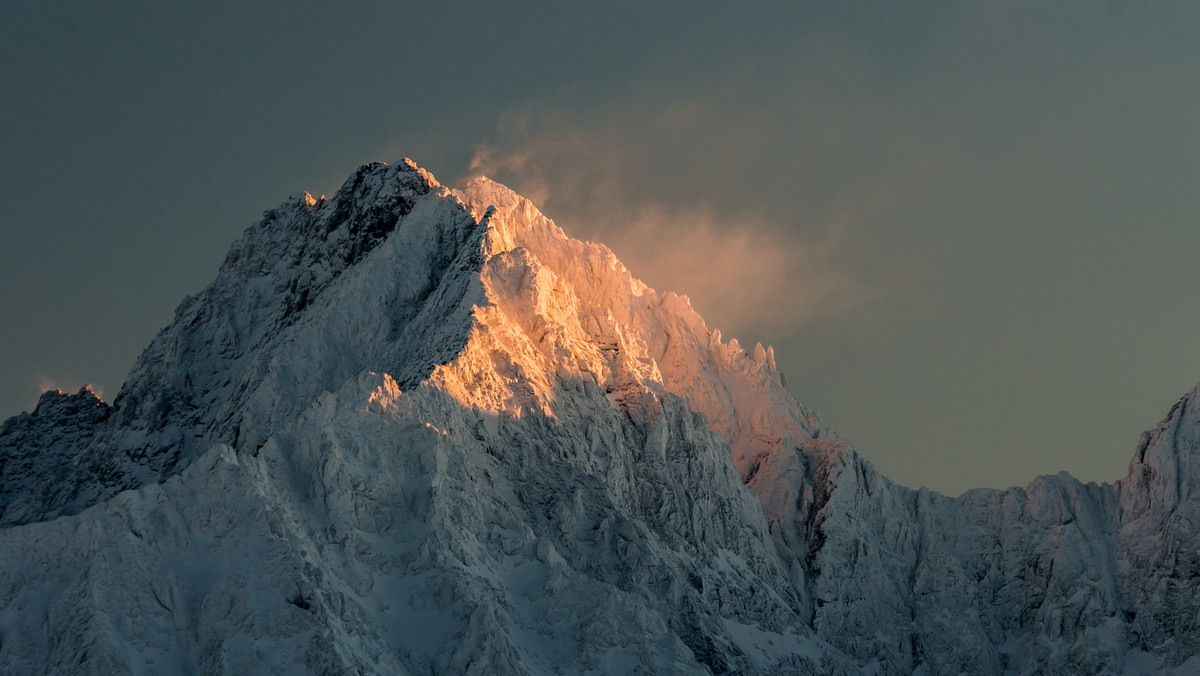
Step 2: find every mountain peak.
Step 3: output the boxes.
[5,157,1200,673]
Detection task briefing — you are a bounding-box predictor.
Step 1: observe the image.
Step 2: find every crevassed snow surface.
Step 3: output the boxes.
[1,159,1198,674]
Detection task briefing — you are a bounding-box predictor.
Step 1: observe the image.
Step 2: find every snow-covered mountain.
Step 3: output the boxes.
[2,159,1198,674]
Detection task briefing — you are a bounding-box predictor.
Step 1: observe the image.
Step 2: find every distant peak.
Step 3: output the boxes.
[455,175,522,215]
[461,183,582,278]
[31,386,108,417]
[461,174,508,190]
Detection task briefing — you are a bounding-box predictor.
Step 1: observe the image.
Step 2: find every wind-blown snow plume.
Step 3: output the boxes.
[468,118,871,338]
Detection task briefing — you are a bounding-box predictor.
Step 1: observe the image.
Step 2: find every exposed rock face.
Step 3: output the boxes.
[1,159,1197,674]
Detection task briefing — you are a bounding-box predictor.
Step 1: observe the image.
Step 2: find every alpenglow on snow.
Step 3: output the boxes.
[2,159,1200,674]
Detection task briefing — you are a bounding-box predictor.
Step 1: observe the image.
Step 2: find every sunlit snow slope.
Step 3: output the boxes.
[2,159,1199,675]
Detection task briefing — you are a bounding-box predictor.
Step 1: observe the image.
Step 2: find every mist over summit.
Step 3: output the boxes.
[1,159,1198,674]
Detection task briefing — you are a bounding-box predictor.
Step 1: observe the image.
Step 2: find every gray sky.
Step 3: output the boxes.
[3,1,1199,495]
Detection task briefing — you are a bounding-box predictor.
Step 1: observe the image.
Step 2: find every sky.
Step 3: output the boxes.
[3,1,1199,496]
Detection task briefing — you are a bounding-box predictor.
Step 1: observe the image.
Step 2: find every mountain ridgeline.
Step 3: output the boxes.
[1,159,1198,674]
